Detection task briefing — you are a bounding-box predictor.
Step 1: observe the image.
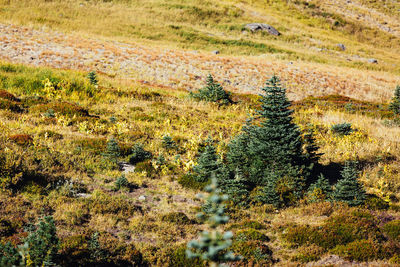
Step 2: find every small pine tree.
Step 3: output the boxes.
[190,75,232,105]
[162,135,177,150]
[129,143,152,164]
[389,85,400,115]
[303,126,323,166]
[186,178,241,266]
[88,232,105,262]
[87,71,98,86]
[333,161,366,206]
[192,138,222,183]
[21,216,59,267]
[307,174,332,203]
[0,242,22,266]
[114,175,129,191]
[103,137,120,164]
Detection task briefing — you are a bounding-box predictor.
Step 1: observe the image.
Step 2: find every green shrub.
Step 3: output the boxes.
[30,102,89,117]
[129,143,152,164]
[102,137,120,164]
[291,244,325,263]
[231,240,273,263]
[383,220,400,242]
[229,220,266,230]
[161,212,192,225]
[331,122,353,136]
[236,229,269,242]
[178,174,208,190]
[0,242,22,266]
[114,175,129,191]
[189,74,232,105]
[331,239,380,261]
[134,161,156,177]
[168,246,204,267]
[22,216,59,267]
[282,209,382,249]
[162,135,177,150]
[365,195,389,210]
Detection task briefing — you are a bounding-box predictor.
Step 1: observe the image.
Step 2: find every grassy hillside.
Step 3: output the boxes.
[1,61,400,265]
[0,0,399,74]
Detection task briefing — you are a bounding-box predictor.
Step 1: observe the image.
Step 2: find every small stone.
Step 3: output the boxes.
[244,23,280,36]
[368,58,378,64]
[138,195,146,201]
[212,50,220,55]
[337,43,346,51]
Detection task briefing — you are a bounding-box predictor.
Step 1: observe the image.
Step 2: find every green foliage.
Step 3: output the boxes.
[331,239,380,261]
[114,175,129,191]
[365,195,389,210]
[22,216,59,267]
[227,76,315,207]
[129,143,152,164]
[88,232,105,262]
[178,173,208,190]
[282,209,382,250]
[167,246,205,267]
[87,71,98,86]
[331,122,353,136]
[389,85,400,114]
[192,138,222,183]
[383,220,400,242]
[0,242,22,267]
[189,75,232,105]
[161,212,192,225]
[236,229,269,242]
[231,240,273,264]
[186,178,241,266]
[333,161,366,206]
[291,244,325,263]
[103,137,120,164]
[307,174,332,203]
[162,135,177,150]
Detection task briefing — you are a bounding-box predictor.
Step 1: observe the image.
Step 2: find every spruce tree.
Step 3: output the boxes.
[192,138,223,183]
[333,161,366,206]
[227,76,314,202]
[389,85,400,115]
[186,178,241,266]
[307,174,332,203]
[87,71,98,86]
[103,137,120,164]
[21,216,59,266]
[0,242,22,266]
[190,75,232,105]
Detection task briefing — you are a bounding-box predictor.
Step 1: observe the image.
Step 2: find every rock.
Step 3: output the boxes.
[138,195,146,201]
[337,43,346,51]
[244,23,280,36]
[368,58,378,64]
[212,50,220,55]
[120,162,135,173]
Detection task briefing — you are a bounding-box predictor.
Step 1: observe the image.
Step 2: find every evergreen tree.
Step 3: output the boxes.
[186,178,241,266]
[303,126,323,167]
[389,85,400,115]
[0,242,22,267]
[190,75,232,105]
[103,137,120,164]
[333,161,366,206]
[227,76,314,202]
[87,71,98,86]
[129,143,152,164]
[88,232,105,263]
[21,216,59,266]
[192,138,223,183]
[307,174,332,203]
